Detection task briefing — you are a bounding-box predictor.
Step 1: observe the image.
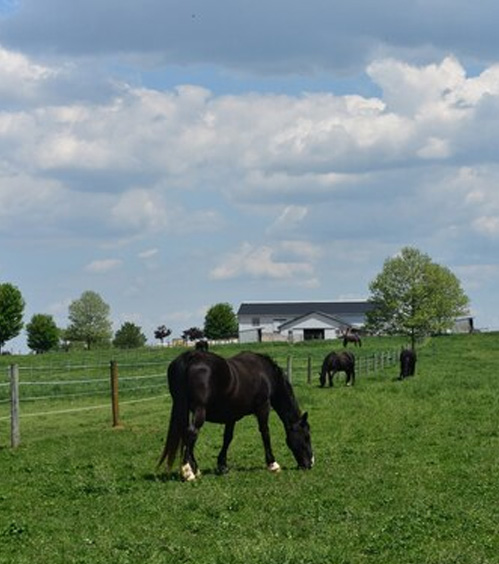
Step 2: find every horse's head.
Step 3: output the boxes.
[286,412,314,469]
[319,355,333,387]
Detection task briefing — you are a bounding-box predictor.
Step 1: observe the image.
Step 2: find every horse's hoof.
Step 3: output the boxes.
[268,461,281,473]
[181,463,197,482]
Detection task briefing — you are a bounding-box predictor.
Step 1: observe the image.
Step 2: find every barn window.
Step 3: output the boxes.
[252,317,260,326]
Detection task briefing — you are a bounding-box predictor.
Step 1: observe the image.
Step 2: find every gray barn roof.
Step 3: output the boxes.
[237,301,374,317]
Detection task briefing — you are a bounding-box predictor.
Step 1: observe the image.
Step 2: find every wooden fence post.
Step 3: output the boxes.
[307,355,312,384]
[10,364,20,448]
[110,360,122,428]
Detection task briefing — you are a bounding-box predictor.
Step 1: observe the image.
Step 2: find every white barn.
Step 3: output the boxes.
[237,300,374,343]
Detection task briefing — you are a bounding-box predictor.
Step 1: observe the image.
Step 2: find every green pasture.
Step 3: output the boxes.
[0,334,498,563]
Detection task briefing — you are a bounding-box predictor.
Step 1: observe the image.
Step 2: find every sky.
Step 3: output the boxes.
[1,0,499,351]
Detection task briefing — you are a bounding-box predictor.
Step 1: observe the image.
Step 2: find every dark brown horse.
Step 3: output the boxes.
[399,349,417,380]
[194,339,209,351]
[159,350,314,480]
[342,332,362,347]
[319,350,356,387]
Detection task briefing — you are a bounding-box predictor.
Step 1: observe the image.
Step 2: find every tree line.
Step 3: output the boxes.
[0,287,238,354]
[0,247,470,354]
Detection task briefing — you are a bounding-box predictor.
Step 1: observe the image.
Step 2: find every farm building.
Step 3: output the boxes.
[237,300,375,343]
[452,316,474,333]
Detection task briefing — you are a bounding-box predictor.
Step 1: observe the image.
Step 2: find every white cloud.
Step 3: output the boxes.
[269,206,308,231]
[367,56,466,116]
[210,242,315,281]
[472,216,499,237]
[84,258,123,273]
[280,240,322,261]
[0,173,68,230]
[111,189,169,232]
[138,248,159,259]
[0,44,57,100]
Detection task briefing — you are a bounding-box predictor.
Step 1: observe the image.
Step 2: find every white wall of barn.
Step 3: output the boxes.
[238,314,292,334]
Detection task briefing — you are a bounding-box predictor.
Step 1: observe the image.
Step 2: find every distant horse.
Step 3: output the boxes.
[195,340,209,351]
[342,333,362,347]
[399,349,417,380]
[319,351,356,387]
[159,350,314,481]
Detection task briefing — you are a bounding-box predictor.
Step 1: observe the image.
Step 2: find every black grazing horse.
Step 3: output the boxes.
[399,349,417,380]
[342,333,362,347]
[319,351,356,387]
[159,350,314,481]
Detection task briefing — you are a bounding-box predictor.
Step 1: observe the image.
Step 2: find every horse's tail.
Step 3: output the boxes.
[158,353,191,471]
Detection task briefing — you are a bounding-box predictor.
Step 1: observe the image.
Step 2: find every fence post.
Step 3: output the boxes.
[286,356,292,383]
[110,360,122,428]
[10,364,20,448]
[307,355,312,384]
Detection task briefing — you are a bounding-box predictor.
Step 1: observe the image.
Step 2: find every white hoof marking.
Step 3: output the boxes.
[181,463,197,482]
[268,461,281,473]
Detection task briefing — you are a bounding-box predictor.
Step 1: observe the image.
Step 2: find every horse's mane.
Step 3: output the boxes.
[258,353,301,421]
[257,353,287,379]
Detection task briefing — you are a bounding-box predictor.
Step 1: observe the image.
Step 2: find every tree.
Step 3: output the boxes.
[65,291,113,349]
[366,247,469,349]
[154,325,171,344]
[0,283,25,352]
[203,303,238,340]
[182,327,204,342]
[113,322,147,349]
[26,314,60,354]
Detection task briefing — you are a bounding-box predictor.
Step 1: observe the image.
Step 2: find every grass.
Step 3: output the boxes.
[0,333,498,563]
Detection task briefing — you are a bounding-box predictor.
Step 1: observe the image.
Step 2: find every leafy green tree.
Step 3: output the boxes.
[65,290,113,349]
[113,321,147,349]
[204,303,238,340]
[366,247,469,349]
[0,283,25,352]
[182,327,204,342]
[26,314,60,354]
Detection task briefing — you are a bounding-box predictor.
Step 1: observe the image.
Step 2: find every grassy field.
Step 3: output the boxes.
[0,334,497,563]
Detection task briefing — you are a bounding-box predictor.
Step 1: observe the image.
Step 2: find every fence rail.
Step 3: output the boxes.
[1,349,400,447]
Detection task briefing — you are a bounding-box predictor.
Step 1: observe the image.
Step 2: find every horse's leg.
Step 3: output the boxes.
[329,370,334,387]
[217,421,235,474]
[182,406,205,481]
[346,368,355,386]
[255,405,280,472]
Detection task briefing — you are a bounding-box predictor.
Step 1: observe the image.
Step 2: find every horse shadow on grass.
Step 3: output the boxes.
[143,463,303,483]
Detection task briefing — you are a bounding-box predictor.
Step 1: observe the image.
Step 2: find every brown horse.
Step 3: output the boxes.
[159,350,314,480]
[342,333,362,347]
[319,351,356,387]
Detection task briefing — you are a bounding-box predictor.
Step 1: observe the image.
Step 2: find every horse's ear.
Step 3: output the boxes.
[300,412,309,426]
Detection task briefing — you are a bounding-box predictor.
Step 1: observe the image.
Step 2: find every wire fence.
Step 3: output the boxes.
[0,348,400,446]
